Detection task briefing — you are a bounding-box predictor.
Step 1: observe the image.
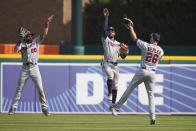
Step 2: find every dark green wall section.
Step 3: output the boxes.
[60,45,196,56]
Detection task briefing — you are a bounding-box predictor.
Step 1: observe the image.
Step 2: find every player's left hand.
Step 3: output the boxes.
[48,15,54,23]
[123,17,134,29]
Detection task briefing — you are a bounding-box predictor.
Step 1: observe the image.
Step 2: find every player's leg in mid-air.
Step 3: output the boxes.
[30,65,49,116]
[8,66,29,114]
[110,69,145,115]
[112,65,119,104]
[144,71,156,125]
[102,62,114,101]
[109,65,119,116]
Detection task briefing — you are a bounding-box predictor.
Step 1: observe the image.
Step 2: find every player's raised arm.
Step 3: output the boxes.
[129,24,137,42]
[103,8,109,38]
[40,14,54,40]
[123,17,137,42]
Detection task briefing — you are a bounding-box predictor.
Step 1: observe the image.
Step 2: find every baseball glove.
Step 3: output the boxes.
[17,26,30,38]
[119,43,129,59]
[122,16,134,29]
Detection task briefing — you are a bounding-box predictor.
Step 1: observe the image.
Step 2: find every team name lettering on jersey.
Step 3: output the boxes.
[102,37,121,62]
[108,41,118,47]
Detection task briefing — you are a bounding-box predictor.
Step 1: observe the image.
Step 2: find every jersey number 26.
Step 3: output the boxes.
[145,53,158,64]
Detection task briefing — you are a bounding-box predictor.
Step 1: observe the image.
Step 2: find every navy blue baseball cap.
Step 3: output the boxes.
[108,26,115,31]
[149,33,160,42]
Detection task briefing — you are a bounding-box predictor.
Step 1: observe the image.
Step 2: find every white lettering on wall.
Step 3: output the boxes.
[76,73,104,104]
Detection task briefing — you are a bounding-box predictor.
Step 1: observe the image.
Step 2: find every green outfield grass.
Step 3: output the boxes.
[0,114,195,131]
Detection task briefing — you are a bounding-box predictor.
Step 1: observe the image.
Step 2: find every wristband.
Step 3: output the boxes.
[45,23,49,28]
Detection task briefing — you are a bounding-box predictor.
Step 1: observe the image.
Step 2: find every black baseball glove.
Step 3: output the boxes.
[122,16,134,29]
[17,26,30,38]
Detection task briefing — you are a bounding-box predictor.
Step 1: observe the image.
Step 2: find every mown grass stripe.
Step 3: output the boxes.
[1,114,196,131]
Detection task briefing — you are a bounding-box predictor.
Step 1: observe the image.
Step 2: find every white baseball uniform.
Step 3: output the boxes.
[101,36,120,90]
[114,38,164,120]
[101,16,121,103]
[11,35,48,111]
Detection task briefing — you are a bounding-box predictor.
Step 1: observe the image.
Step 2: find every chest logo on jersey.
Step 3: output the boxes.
[147,47,161,55]
[108,41,118,47]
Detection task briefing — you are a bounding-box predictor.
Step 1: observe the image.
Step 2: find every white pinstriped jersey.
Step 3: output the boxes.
[101,36,120,62]
[17,35,43,64]
[136,39,164,70]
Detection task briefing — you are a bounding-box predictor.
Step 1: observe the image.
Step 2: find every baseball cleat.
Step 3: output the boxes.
[111,108,118,116]
[8,108,16,115]
[42,109,50,116]
[150,119,156,125]
[109,105,118,116]
[107,93,112,101]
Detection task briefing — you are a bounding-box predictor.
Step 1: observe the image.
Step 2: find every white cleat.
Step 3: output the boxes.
[111,108,117,116]
[107,93,112,101]
[109,105,118,116]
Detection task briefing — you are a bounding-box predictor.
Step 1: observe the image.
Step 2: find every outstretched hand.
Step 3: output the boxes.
[123,17,134,28]
[103,8,109,17]
[48,15,54,23]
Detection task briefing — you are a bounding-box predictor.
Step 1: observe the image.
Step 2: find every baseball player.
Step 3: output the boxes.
[110,17,164,125]
[101,8,129,105]
[8,15,54,116]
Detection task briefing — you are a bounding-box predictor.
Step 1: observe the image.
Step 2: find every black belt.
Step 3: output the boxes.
[107,61,118,66]
[25,62,36,66]
[141,67,155,71]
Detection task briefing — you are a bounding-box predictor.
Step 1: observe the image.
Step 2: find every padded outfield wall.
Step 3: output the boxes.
[0,55,196,114]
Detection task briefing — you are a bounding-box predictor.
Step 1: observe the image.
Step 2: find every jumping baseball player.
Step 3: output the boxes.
[110,17,164,125]
[101,8,129,105]
[8,15,54,116]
